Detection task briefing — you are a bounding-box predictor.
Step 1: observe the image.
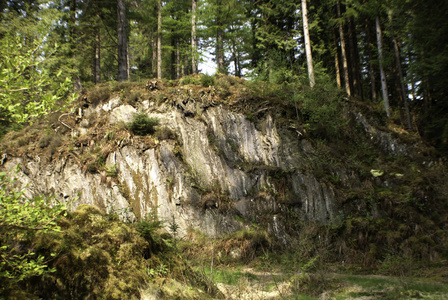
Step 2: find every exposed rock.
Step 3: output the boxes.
[354,111,416,157]
[6,92,423,243]
[110,104,137,124]
[102,95,122,112]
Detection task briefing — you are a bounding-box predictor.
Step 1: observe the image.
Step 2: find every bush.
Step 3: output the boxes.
[200,74,215,87]
[127,113,159,136]
[298,70,345,139]
[180,75,200,85]
[0,169,68,290]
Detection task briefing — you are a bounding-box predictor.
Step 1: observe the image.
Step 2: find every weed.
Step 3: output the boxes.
[38,134,53,148]
[105,164,118,177]
[110,80,135,92]
[17,138,28,147]
[38,133,62,155]
[147,264,168,277]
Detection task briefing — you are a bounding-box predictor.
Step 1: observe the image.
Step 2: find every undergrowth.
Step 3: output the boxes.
[1,205,218,299]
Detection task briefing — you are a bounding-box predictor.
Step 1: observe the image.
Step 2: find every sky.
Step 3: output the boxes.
[198,50,216,75]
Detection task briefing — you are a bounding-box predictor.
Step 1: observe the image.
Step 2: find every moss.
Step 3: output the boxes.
[5,204,215,299]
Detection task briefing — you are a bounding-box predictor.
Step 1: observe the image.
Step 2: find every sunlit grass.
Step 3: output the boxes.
[195,266,258,285]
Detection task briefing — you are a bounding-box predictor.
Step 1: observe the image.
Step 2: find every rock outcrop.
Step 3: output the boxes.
[1,87,420,242]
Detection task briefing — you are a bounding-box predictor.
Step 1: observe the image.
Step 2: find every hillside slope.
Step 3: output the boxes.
[1,75,447,270]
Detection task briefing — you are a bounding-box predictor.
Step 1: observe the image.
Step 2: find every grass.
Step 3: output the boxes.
[326,275,448,299]
[195,266,259,286]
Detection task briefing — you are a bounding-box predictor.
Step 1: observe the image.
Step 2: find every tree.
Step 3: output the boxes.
[117,0,129,81]
[157,0,162,79]
[337,0,351,96]
[0,33,75,125]
[375,14,390,117]
[302,0,315,88]
[191,0,198,74]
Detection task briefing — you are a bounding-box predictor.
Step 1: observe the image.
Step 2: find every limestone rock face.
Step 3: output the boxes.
[2,96,354,241]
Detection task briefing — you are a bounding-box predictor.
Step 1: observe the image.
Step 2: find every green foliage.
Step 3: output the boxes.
[0,33,76,126]
[105,164,118,177]
[135,210,164,242]
[180,76,200,85]
[125,90,142,106]
[127,113,159,136]
[200,74,215,87]
[0,168,69,287]
[298,71,346,139]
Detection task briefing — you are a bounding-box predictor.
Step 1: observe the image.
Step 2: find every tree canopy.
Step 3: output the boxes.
[1,0,448,148]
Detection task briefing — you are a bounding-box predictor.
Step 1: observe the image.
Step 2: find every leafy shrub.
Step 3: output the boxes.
[0,169,68,291]
[105,165,118,177]
[299,71,345,139]
[180,75,200,85]
[127,113,159,136]
[155,93,167,104]
[200,74,215,87]
[135,211,164,242]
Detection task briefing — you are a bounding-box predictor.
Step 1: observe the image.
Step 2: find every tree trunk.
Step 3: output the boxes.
[157,0,162,79]
[333,28,341,88]
[169,37,174,79]
[302,0,315,88]
[365,18,377,101]
[393,37,412,129]
[176,38,181,79]
[191,0,198,74]
[231,40,240,77]
[151,33,157,78]
[347,17,363,99]
[126,40,130,79]
[376,15,390,117]
[216,0,225,74]
[337,1,351,96]
[117,0,128,81]
[93,24,101,84]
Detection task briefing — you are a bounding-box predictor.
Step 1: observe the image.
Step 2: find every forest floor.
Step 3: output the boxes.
[191,262,448,299]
